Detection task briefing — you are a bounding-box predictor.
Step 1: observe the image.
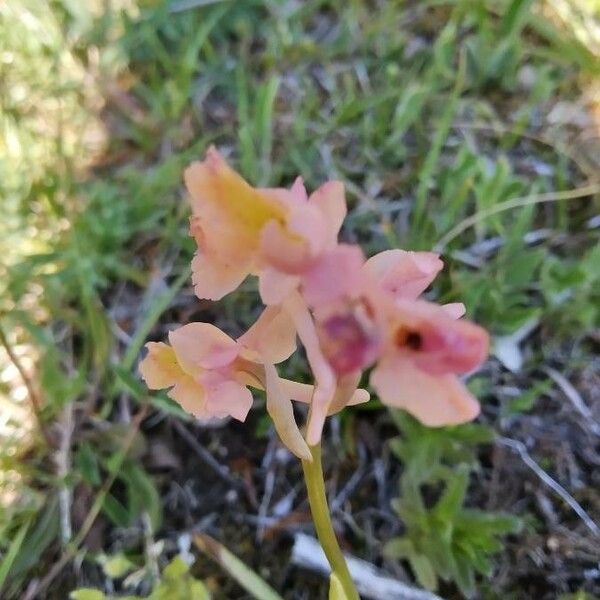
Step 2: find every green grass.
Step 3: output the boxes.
[1,0,599,598]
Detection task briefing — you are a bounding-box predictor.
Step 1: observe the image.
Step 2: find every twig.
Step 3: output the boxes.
[331,444,368,512]
[497,437,600,536]
[291,533,444,600]
[172,420,242,488]
[23,407,148,600]
[434,183,600,251]
[543,366,600,436]
[257,439,277,541]
[0,325,52,447]
[142,512,160,584]
[56,402,74,544]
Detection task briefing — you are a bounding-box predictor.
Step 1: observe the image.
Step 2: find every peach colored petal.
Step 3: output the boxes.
[168,323,239,374]
[301,244,366,307]
[259,202,327,274]
[139,342,182,389]
[284,292,336,446]
[264,363,311,460]
[184,148,286,298]
[365,249,443,300]
[200,372,253,422]
[168,374,206,417]
[279,379,369,407]
[392,299,489,375]
[258,267,299,305]
[442,302,466,319]
[370,357,480,426]
[308,181,346,246]
[259,220,313,274]
[290,176,308,202]
[191,252,252,301]
[238,306,297,364]
[327,371,367,415]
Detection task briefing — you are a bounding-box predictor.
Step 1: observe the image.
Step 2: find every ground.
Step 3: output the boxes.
[1,1,599,599]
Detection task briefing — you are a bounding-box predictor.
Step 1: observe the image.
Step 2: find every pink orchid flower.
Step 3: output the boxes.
[184,147,346,303]
[298,248,488,437]
[369,296,488,426]
[139,308,368,459]
[364,249,489,425]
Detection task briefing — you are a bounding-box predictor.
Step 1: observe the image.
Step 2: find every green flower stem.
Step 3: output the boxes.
[301,443,360,599]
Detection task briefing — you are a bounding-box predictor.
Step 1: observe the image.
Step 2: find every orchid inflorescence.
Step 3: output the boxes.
[140,147,489,461]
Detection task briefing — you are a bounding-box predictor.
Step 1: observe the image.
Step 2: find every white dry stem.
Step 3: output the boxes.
[543,367,600,436]
[291,533,444,600]
[498,437,600,537]
[56,401,74,544]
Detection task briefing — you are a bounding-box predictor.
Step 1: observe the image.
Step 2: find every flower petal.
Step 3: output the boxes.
[308,181,346,246]
[238,305,297,364]
[283,292,336,446]
[184,147,286,299]
[371,357,480,426]
[364,249,443,300]
[264,364,311,460]
[327,370,368,415]
[290,177,308,202]
[259,202,327,274]
[191,252,252,302]
[442,302,466,319]
[168,323,239,374]
[168,374,206,417]
[393,299,489,375]
[279,379,369,407]
[139,342,182,389]
[301,244,366,307]
[201,373,254,421]
[258,267,299,305]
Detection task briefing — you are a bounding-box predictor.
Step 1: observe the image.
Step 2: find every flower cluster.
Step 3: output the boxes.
[140,148,489,459]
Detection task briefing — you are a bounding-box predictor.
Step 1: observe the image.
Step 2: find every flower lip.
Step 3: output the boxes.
[389,302,489,376]
[394,327,423,351]
[317,307,381,375]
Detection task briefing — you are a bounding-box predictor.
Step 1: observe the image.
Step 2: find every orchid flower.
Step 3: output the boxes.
[139,309,368,460]
[184,147,346,304]
[140,147,491,600]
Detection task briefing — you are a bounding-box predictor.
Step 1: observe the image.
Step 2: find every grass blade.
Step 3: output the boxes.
[193,534,284,600]
[0,519,31,593]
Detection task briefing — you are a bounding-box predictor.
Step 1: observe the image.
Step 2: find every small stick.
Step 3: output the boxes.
[56,402,74,544]
[543,366,600,436]
[172,419,242,487]
[498,437,600,536]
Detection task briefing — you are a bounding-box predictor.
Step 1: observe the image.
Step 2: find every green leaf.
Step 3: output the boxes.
[433,466,469,522]
[8,498,60,584]
[162,556,189,580]
[408,553,438,591]
[383,537,414,560]
[75,442,101,486]
[150,557,210,600]
[100,552,136,579]
[102,493,130,528]
[500,0,534,38]
[0,519,31,592]
[123,464,163,532]
[70,590,106,600]
[194,534,283,600]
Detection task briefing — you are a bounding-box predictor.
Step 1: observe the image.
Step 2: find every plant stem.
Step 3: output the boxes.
[302,443,360,599]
